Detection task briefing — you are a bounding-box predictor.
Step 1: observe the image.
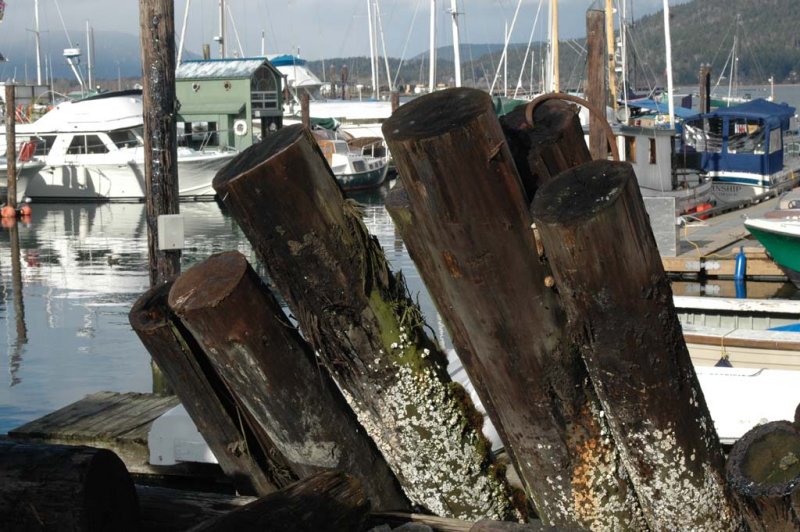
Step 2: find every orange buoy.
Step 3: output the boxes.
[18,204,32,216]
[1,205,17,219]
[1,217,15,229]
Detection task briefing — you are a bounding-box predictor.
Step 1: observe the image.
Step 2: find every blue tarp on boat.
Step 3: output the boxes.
[682,98,796,179]
[768,322,800,332]
[625,98,696,119]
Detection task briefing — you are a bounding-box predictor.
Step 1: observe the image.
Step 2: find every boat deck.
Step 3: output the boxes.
[663,196,786,279]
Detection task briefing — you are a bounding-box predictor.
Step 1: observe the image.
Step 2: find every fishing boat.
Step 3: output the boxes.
[313,130,389,191]
[743,188,800,287]
[0,90,236,202]
[681,98,800,207]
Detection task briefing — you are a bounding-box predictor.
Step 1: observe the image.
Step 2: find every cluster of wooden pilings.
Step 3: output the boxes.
[9,86,799,530]
[126,87,797,530]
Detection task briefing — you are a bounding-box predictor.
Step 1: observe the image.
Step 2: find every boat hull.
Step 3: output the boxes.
[15,151,236,202]
[744,218,800,282]
[335,162,389,192]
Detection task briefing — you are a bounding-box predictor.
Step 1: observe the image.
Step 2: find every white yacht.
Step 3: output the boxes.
[0,90,236,202]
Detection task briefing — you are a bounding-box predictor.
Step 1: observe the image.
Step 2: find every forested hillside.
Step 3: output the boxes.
[307,0,800,91]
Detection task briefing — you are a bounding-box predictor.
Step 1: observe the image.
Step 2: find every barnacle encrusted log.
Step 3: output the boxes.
[168,251,409,512]
[500,98,591,203]
[212,124,517,520]
[725,410,800,531]
[186,471,369,532]
[382,88,644,530]
[130,283,289,496]
[531,160,744,530]
[0,441,139,531]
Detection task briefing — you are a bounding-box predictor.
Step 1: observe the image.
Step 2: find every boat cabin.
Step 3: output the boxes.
[681,99,796,181]
[176,58,284,151]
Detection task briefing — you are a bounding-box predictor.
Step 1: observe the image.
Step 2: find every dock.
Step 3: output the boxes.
[663,196,786,279]
[8,391,226,486]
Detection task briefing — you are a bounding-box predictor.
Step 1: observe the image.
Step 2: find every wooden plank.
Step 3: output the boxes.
[6,392,230,478]
[662,256,784,277]
[137,485,256,532]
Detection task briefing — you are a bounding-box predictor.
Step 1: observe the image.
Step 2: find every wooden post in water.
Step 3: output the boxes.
[129,283,288,496]
[383,88,644,529]
[391,91,400,113]
[500,99,592,202]
[725,406,800,531]
[531,160,744,530]
[5,85,17,209]
[8,222,27,387]
[0,441,139,531]
[138,0,180,286]
[586,7,607,160]
[213,124,519,521]
[699,64,712,114]
[168,251,409,512]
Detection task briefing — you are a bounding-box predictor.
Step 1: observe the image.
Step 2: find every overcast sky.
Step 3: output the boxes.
[0,0,686,61]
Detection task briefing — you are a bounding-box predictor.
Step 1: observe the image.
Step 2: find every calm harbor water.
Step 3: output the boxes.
[3,84,800,435]
[0,183,447,434]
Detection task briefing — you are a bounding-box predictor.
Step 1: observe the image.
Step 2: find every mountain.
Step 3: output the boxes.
[308,0,800,90]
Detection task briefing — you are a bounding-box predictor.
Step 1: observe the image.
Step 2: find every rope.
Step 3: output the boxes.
[523,92,620,161]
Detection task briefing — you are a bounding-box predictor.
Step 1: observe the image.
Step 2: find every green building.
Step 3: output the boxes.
[175,57,284,152]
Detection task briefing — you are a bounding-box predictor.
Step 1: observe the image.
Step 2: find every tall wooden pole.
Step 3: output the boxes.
[605,0,617,111]
[139,0,180,287]
[586,8,607,160]
[5,85,17,209]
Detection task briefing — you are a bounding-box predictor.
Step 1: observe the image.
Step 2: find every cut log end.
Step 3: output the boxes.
[727,420,800,498]
[212,124,306,194]
[531,160,632,225]
[382,87,492,142]
[129,282,172,332]
[169,251,248,313]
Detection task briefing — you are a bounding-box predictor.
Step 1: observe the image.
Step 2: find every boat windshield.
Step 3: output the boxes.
[108,127,145,149]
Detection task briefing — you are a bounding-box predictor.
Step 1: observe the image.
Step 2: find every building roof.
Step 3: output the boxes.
[176,58,279,80]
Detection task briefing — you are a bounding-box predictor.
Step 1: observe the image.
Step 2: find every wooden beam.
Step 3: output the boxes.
[383,88,644,529]
[0,441,139,531]
[168,251,409,512]
[212,124,518,520]
[532,160,745,529]
[585,8,607,160]
[130,282,285,496]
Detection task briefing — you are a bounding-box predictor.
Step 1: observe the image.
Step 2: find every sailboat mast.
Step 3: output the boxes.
[450,0,461,87]
[550,0,559,92]
[662,0,675,127]
[177,0,192,64]
[218,0,227,58]
[606,0,617,110]
[429,0,436,93]
[34,0,42,85]
[367,0,378,98]
[86,22,94,90]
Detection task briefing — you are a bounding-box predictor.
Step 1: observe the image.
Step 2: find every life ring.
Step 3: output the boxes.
[233,119,248,137]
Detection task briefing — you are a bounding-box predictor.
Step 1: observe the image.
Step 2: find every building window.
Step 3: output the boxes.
[625,136,636,163]
[649,138,657,164]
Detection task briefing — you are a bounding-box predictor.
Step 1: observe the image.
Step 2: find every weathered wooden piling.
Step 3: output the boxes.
[5,85,17,209]
[138,0,180,286]
[129,283,288,496]
[382,88,644,529]
[585,7,608,160]
[500,98,591,202]
[213,124,518,521]
[725,405,800,531]
[168,251,409,512]
[531,160,743,529]
[0,441,139,531]
[187,472,369,532]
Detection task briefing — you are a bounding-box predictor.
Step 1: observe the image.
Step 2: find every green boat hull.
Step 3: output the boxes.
[746,224,800,273]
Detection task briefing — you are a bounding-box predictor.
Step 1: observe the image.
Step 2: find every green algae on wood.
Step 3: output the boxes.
[213,124,519,521]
